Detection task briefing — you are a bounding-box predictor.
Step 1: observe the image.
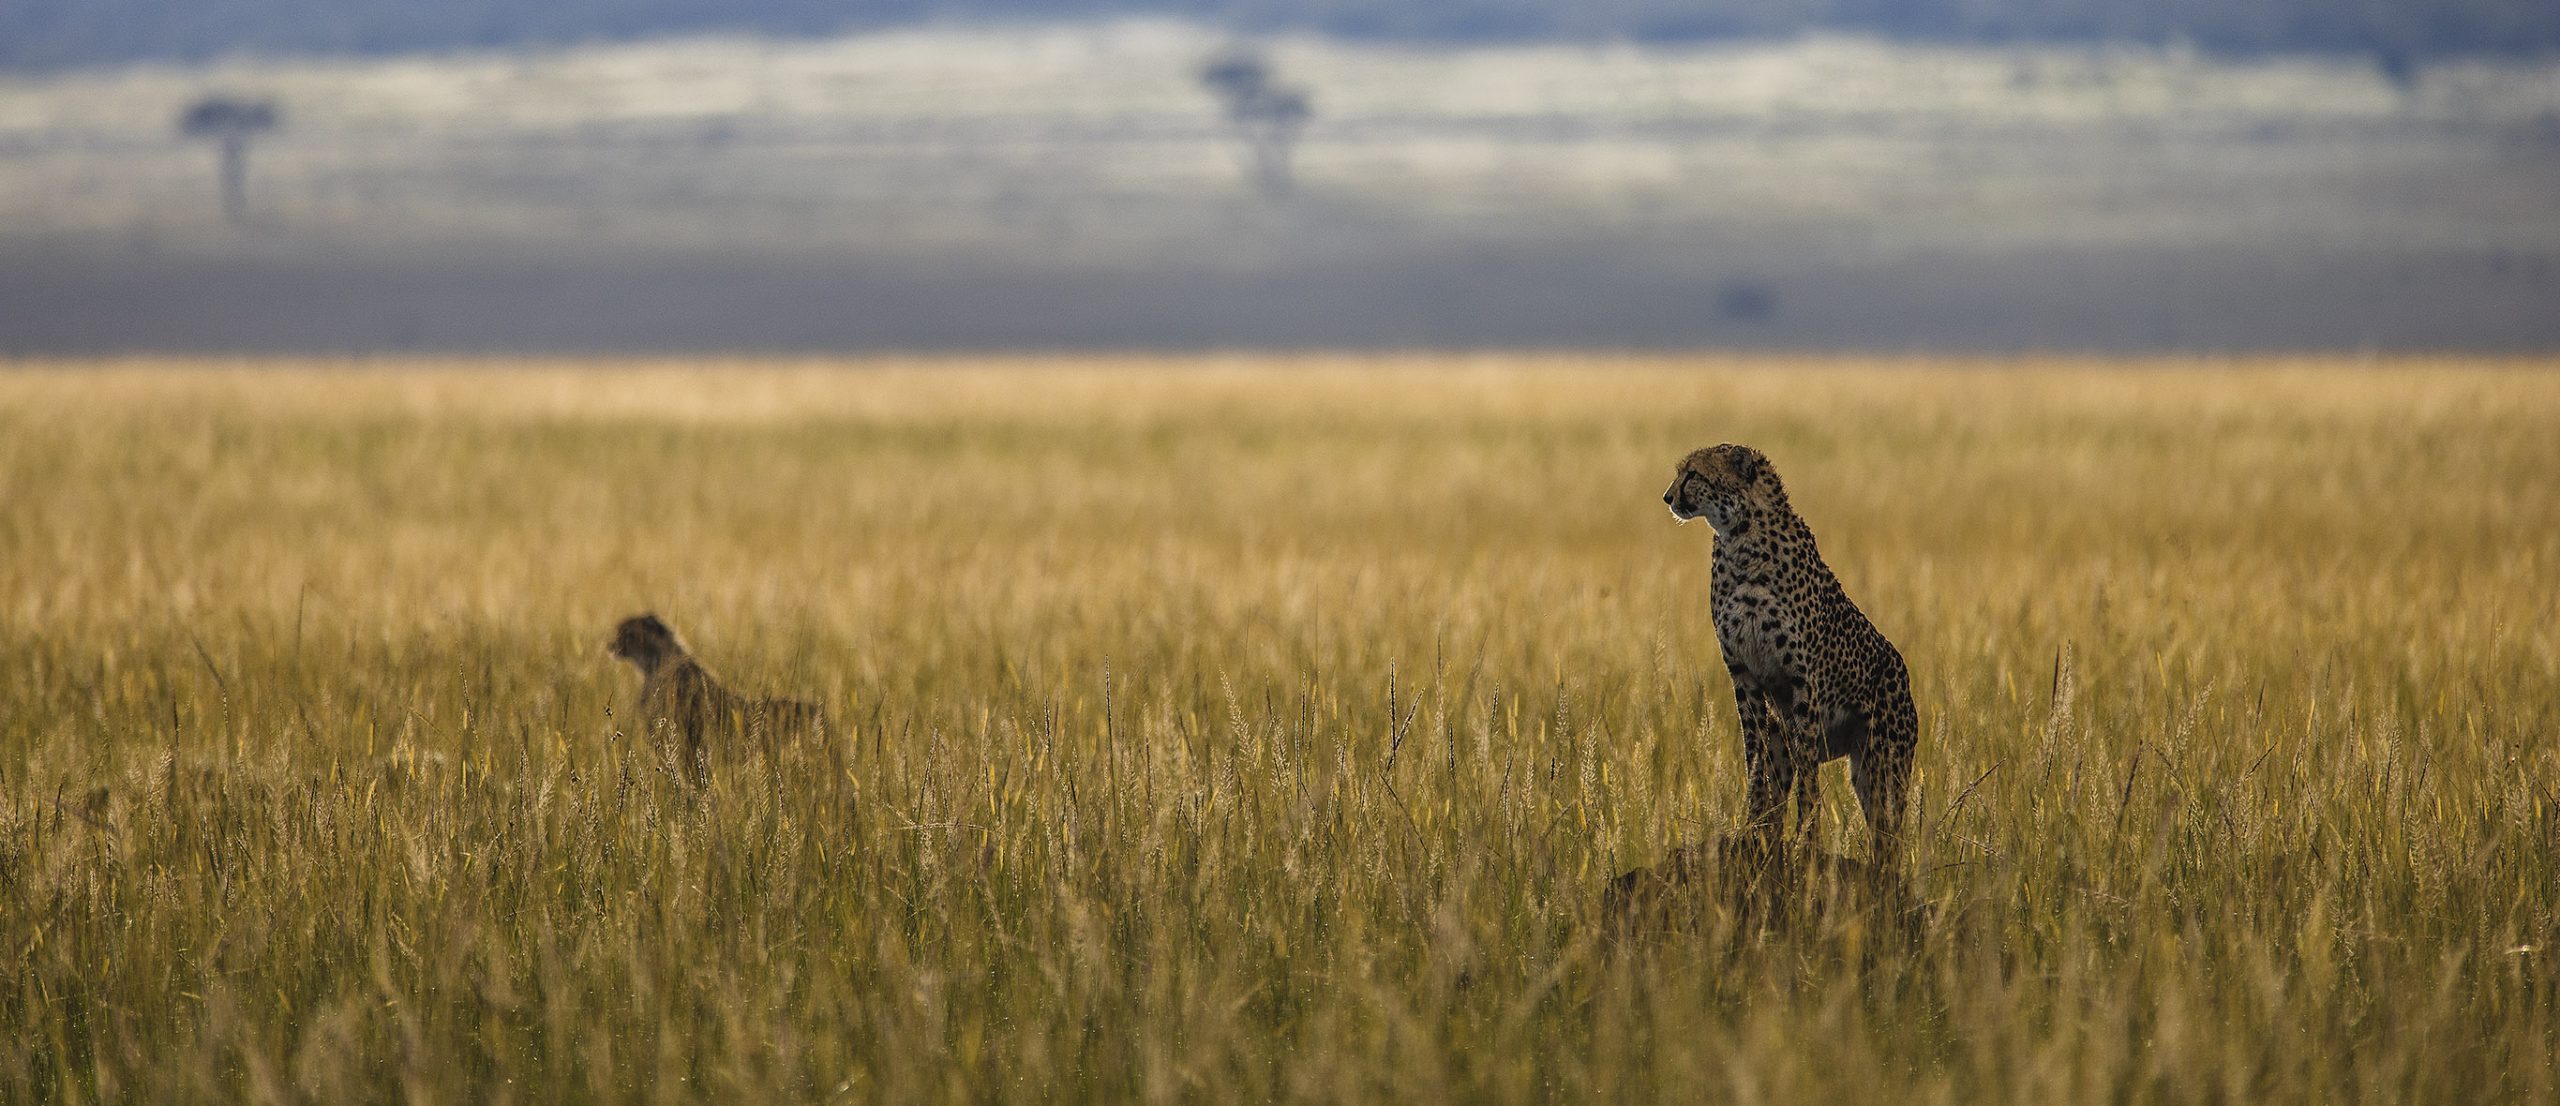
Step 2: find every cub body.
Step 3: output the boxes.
[609,613,828,780]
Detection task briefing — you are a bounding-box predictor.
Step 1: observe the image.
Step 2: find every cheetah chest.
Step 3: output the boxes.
[1712,578,1806,684]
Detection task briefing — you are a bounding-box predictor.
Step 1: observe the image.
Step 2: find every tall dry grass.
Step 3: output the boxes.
[2,356,2554,1102]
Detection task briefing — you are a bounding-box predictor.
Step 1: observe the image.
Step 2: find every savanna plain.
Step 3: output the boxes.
[1,357,2554,1103]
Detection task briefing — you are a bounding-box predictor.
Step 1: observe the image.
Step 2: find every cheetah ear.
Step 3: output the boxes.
[639,613,670,636]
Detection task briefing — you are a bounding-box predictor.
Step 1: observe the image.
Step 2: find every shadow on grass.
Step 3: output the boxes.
[1600,833,1929,951]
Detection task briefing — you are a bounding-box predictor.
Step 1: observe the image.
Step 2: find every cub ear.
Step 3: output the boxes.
[640,613,670,635]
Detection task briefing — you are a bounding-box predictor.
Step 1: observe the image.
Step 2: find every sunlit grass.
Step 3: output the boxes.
[2,356,2555,1102]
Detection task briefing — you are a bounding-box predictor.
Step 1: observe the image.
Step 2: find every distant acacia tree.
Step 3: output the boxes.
[177,96,279,224]
[1199,49,1312,198]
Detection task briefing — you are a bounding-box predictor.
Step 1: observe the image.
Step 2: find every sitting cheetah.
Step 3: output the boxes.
[607,613,829,781]
[1664,444,1918,860]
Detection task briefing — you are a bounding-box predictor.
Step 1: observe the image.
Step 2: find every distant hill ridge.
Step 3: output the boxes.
[3,0,2554,70]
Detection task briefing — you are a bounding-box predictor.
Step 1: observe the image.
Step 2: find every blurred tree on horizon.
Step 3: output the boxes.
[1200,48,1313,198]
[176,95,279,225]
[2,0,2555,70]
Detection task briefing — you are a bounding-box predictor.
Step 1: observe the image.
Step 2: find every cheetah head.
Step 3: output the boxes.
[1664,443,1781,534]
[609,613,683,673]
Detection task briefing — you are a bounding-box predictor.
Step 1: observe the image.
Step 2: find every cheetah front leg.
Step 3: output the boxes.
[1768,677,1827,844]
[1734,673,1819,844]
[679,712,712,787]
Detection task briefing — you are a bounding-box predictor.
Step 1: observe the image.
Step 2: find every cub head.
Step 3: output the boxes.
[609,613,683,672]
[1663,443,1784,533]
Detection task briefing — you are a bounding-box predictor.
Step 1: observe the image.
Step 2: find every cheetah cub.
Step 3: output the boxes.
[607,613,829,781]
[1664,445,1919,860]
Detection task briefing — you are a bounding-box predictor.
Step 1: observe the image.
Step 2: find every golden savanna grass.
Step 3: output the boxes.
[2,357,2555,1103]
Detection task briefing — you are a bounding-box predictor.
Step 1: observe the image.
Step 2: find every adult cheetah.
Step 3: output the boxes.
[608,613,829,781]
[1664,444,1918,859]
